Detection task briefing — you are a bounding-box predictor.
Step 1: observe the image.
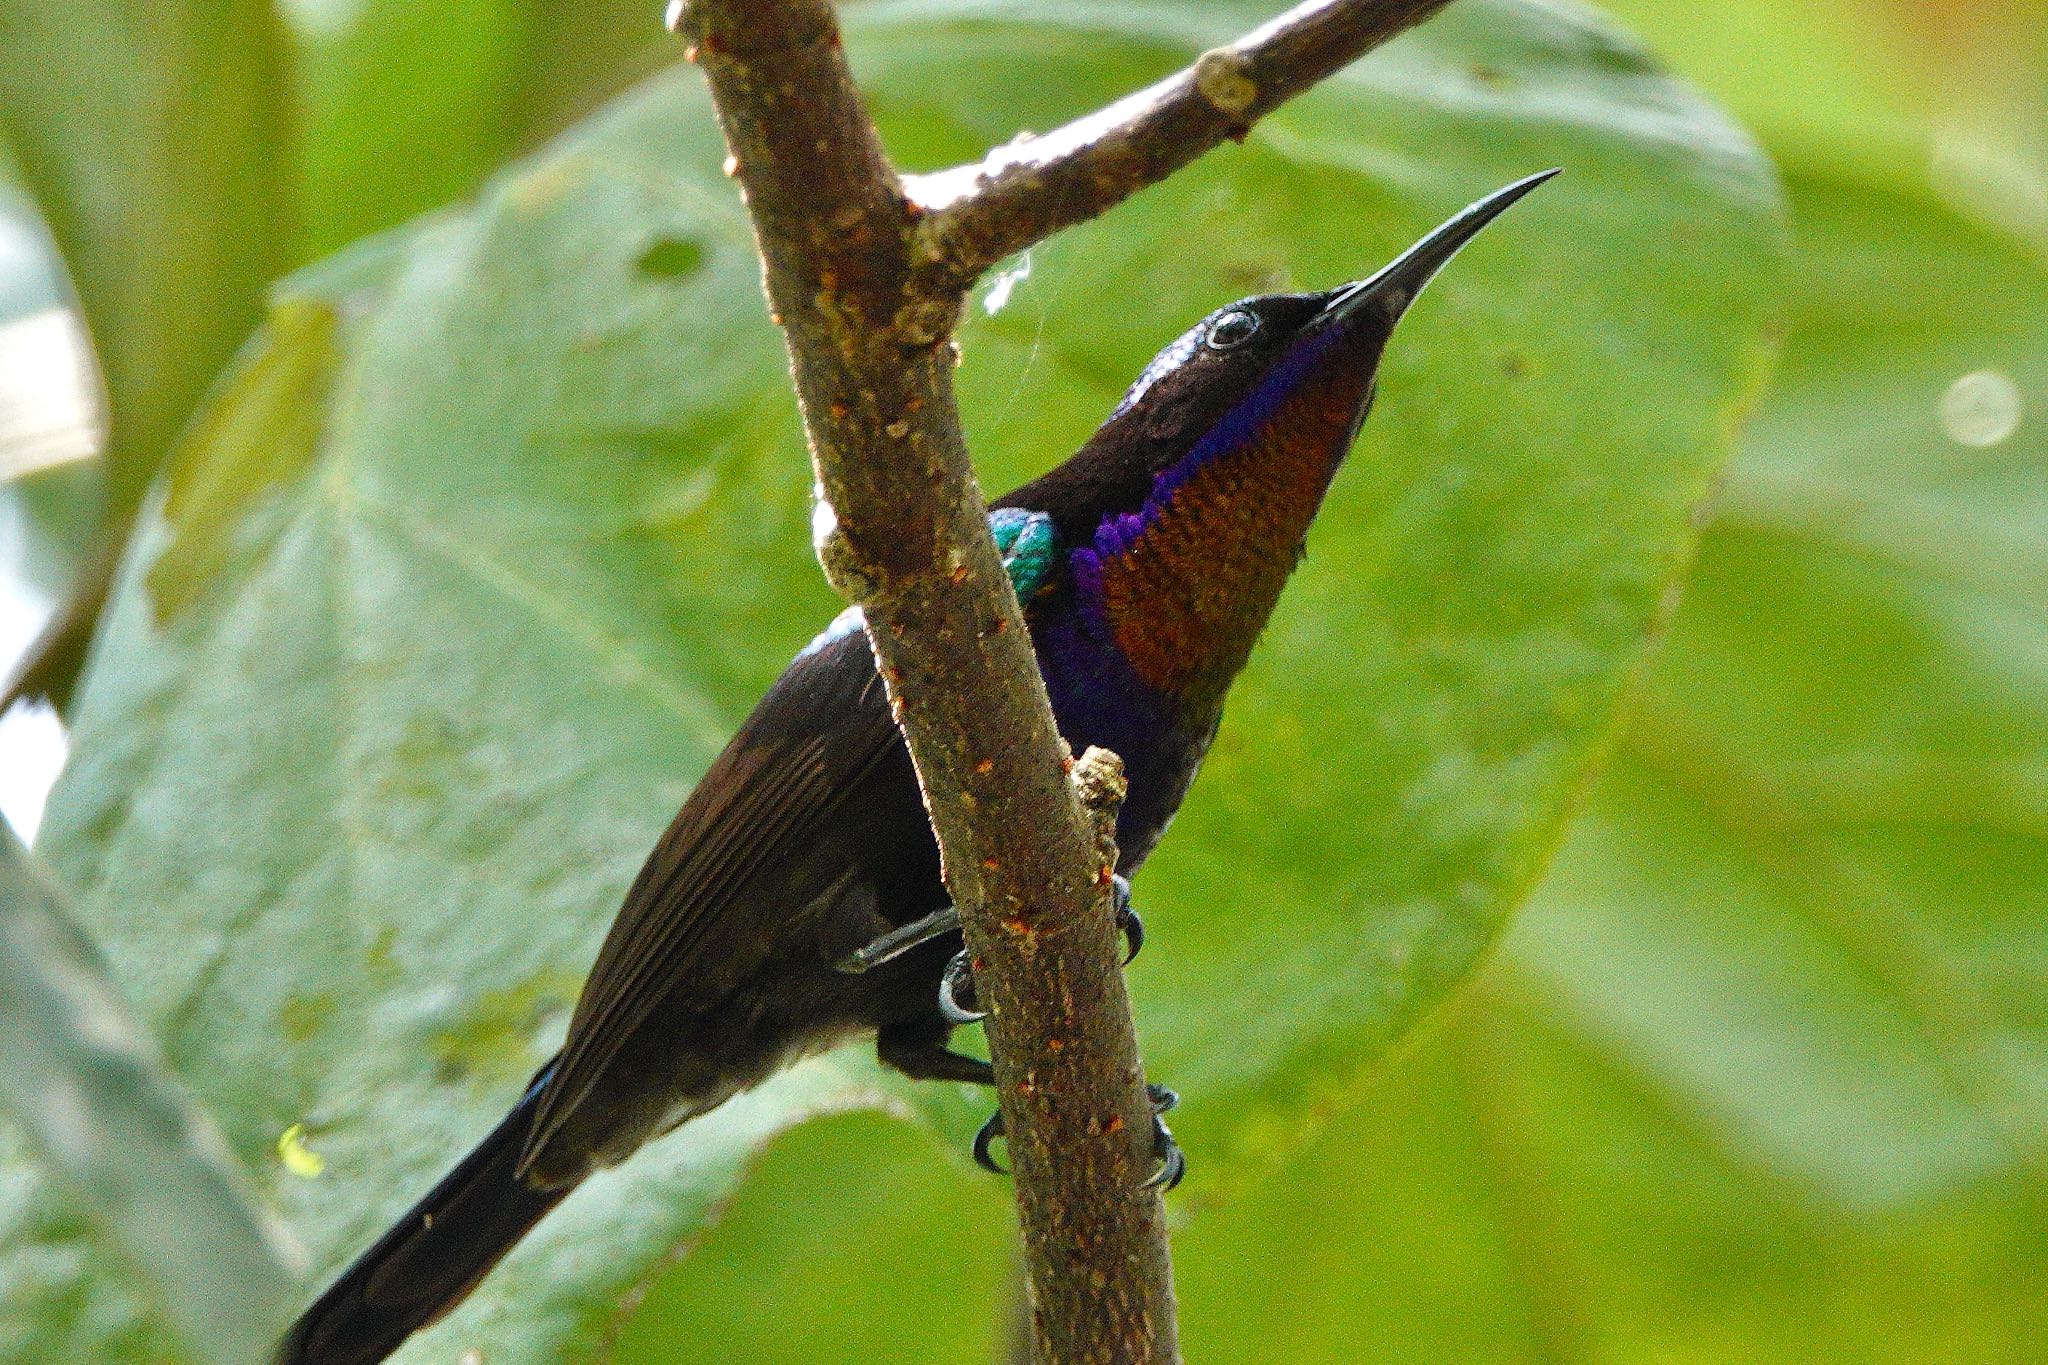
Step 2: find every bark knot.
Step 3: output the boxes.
[1193,49,1259,118]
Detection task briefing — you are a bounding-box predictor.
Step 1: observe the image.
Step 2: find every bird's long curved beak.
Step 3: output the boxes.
[1323,168,1562,328]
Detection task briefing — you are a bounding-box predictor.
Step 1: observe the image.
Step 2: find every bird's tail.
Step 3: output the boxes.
[277,1063,571,1365]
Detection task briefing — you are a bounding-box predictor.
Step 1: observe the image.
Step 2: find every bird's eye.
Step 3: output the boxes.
[1206,309,1259,351]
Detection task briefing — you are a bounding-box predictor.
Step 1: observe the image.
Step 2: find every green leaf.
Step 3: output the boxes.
[0,827,302,1365]
[508,0,679,153]
[291,0,675,259]
[291,0,528,259]
[0,0,296,522]
[609,1111,1018,1365]
[1171,989,2045,1365]
[26,1,1782,1358]
[1516,169,2048,1210]
[144,299,343,622]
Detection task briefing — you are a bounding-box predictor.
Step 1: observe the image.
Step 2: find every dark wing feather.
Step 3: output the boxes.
[523,626,898,1163]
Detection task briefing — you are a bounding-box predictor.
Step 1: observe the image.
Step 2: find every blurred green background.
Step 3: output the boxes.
[0,0,2042,1362]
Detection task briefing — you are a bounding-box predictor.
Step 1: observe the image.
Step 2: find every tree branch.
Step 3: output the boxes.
[664,0,1456,1358]
[907,0,1455,287]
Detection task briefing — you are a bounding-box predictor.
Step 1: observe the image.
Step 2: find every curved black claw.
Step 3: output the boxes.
[939,948,985,1024]
[970,1086,1180,1186]
[1141,1083,1186,1192]
[1112,874,1143,965]
[973,1107,1008,1175]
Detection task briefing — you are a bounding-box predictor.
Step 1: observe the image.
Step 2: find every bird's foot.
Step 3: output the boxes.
[969,1083,1186,1190]
[1141,1083,1186,1192]
[972,1106,1008,1175]
[931,877,1138,1014]
[1111,874,1143,965]
[939,948,985,1024]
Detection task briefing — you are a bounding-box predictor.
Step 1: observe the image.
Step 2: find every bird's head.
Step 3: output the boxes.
[1004,169,1559,714]
[1010,169,1560,537]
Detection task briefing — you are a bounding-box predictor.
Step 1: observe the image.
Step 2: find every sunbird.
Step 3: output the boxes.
[280,168,1557,1365]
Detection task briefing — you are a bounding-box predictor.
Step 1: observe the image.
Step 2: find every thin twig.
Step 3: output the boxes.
[664,0,1456,1359]
[907,0,1455,287]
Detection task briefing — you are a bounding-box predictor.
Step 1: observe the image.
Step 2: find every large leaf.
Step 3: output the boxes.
[291,0,675,258]
[611,1111,1020,1365]
[1513,168,2048,1211]
[0,828,302,1365]
[22,1,1781,1359]
[1171,982,2046,1365]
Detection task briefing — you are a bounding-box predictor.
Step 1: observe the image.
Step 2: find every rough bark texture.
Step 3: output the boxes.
[661,0,1459,1358]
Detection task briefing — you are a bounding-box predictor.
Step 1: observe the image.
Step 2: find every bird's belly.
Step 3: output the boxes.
[1033,626,1212,872]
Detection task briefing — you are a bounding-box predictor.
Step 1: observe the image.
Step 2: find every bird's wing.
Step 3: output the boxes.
[526,621,899,1158]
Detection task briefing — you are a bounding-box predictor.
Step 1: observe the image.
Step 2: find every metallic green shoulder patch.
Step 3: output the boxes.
[989,508,1057,600]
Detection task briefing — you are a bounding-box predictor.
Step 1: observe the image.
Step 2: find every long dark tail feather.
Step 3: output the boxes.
[277,1062,572,1365]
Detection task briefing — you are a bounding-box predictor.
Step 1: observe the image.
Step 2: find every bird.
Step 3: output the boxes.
[277,168,1558,1365]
